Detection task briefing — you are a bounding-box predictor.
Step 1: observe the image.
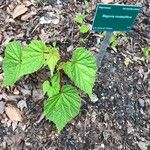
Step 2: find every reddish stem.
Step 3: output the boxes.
[59,51,68,93]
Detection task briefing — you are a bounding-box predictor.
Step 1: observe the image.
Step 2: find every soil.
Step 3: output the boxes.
[0,0,150,150]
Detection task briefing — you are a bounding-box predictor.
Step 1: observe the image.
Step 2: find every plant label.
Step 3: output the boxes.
[92,4,142,32]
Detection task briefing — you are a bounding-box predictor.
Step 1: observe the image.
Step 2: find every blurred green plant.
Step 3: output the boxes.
[142,47,150,57]
[75,14,89,33]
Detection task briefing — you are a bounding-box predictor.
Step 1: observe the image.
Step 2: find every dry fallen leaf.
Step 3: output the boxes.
[12,4,28,19]
[5,104,24,122]
[21,10,37,21]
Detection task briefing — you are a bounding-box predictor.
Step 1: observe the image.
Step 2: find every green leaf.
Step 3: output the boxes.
[42,73,60,97]
[75,15,86,24]
[109,34,118,49]
[44,47,60,76]
[62,47,97,95]
[44,85,81,132]
[2,40,52,86]
[79,24,89,33]
[42,80,51,95]
[143,47,150,57]
[20,40,47,76]
[51,72,60,92]
[2,41,23,85]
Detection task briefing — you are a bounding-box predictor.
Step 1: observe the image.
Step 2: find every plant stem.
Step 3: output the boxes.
[59,68,63,93]
[59,51,68,93]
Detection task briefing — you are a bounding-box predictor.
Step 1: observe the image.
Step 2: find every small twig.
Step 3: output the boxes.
[30,22,40,35]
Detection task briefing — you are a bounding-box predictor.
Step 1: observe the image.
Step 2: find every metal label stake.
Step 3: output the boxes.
[96,32,113,66]
[92,3,142,67]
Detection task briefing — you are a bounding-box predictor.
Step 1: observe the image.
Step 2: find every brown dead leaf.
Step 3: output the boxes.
[5,104,24,122]
[12,4,28,19]
[21,11,36,21]
[7,3,16,14]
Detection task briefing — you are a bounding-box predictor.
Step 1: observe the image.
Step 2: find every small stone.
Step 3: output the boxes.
[90,94,99,103]
[100,143,105,148]
[138,99,145,107]
[13,88,20,95]
[17,100,27,111]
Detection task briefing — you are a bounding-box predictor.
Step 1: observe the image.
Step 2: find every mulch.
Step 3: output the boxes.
[0,0,150,149]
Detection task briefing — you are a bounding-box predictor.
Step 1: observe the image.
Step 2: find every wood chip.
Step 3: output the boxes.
[0,101,5,114]
[23,0,32,7]
[12,4,28,19]
[39,29,49,43]
[101,0,114,3]
[5,104,24,122]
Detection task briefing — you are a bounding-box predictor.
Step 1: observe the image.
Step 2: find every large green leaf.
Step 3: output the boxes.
[20,40,47,76]
[3,41,23,85]
[62,47,97,95]
[3,40,48,86]
[44,85,81,132]
[42,73,60,97]
[44,46,60,76]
